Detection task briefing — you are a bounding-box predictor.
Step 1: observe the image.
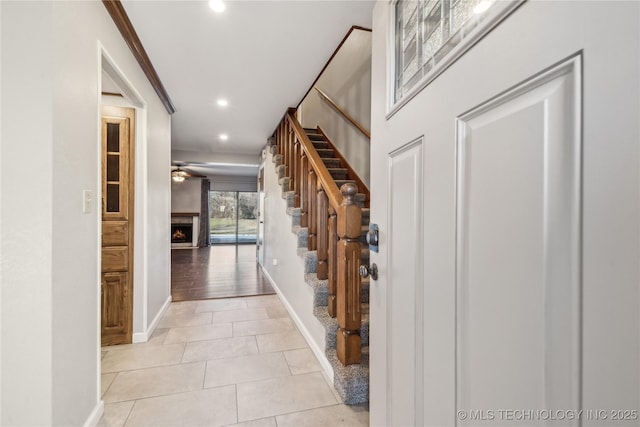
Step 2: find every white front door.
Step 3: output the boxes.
[369,1,639,426]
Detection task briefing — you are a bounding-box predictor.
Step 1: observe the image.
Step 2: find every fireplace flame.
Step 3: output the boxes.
[172,229,186,240]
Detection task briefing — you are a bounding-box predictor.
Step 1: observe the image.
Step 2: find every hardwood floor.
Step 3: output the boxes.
[171,245,275,301]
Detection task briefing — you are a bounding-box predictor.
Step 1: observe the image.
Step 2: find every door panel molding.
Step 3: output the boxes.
[386,137,425,426]
[455,55,582,421]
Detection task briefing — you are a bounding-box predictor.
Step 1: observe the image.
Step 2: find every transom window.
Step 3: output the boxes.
[394,0,502,103]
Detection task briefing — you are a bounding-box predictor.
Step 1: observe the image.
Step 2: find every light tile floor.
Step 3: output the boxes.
[98,294,369,427]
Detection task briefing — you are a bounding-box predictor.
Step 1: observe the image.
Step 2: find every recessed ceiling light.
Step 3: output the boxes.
[209,0,225,13]
[219,134,229,141]
[217,99,228,107]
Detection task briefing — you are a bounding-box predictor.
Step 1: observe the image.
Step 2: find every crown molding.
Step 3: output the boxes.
[102,0,176,114]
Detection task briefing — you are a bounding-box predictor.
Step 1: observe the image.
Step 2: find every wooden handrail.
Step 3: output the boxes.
[285,111,343,210]
[314,87,371,140]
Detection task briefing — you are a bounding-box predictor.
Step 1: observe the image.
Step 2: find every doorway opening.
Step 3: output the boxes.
[209,191,258,244]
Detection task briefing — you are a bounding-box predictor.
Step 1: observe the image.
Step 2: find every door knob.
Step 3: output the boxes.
[367,224,379,253]
[359,263,378,280]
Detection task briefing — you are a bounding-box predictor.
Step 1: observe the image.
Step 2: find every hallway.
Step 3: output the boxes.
[99,294,368,426]
[171,245,275,301]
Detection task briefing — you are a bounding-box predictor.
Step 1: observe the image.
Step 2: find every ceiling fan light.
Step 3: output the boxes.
[172,169,188,182]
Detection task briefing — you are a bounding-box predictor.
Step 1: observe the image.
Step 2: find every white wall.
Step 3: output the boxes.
[261,150,330,376]
[171,179,201,212]
[299,29,371,187]
[0,1,172,425]
[1,3,54,424]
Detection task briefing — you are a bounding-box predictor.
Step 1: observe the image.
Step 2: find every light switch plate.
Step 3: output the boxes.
[82,190,93,214]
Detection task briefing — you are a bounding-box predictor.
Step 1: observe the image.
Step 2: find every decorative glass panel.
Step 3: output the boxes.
[395,0,499,103]
[422,1,442,62]
[107,154,120,182]
[107,123,120,152]
[106,184,120,213]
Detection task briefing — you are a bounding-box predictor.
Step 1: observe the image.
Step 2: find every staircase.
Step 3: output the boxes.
[268,118,370,405]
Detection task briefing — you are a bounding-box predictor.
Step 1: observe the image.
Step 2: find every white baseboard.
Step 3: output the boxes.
[132,295,172,343]
[260,266,334,381]
[83,400,104,427]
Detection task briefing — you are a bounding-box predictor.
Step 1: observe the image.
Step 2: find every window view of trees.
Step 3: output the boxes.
[209,191,257,244]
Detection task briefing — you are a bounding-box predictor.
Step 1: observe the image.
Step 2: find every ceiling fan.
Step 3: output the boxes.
[171,162,207,182]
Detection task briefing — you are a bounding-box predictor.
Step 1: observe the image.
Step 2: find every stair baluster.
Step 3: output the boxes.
[307,170,317,250]
[293,138,301,207]
[327,206,337,317]
[317,189,329,280]
[288,126,294,185]
[299,152,308,226]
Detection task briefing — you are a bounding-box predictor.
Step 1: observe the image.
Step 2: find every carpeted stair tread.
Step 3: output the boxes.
[327,347,369,405]
[313,304,370,350]
[283,191,295,207]
[327,168,349,180]
[305,133,325,141]
[316,148,335,158]
[305,273,329,307]
[303,250,318,274]
[321,158,341,168]
[312,141,329,149]
[292,226,308,248]
[287,207,301,227]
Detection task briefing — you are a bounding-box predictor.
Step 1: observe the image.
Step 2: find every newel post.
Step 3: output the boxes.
[335,183,362,365]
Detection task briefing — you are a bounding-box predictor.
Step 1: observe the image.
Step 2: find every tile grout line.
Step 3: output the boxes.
[106,378,236,407]
[122,399,136,427]
[101,371,119,400]
[275,403,345,424]
[179,341,187,364]
[202,360,208,390]
[282,351,294,376]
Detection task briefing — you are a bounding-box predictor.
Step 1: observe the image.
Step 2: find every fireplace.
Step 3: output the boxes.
[170,212,199,248]
[171,224,193,243]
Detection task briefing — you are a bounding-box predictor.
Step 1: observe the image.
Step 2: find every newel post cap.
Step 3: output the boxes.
[336,183,361,238]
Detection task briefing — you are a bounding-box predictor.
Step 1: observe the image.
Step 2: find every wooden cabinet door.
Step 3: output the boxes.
[101,106,134,346]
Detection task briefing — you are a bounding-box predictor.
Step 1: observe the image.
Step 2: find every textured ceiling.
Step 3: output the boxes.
[122,0,374,173]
